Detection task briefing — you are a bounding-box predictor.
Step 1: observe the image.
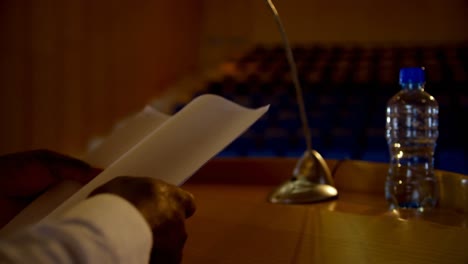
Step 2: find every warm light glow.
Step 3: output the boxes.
[324,185,338,196]
[396,151,403,158]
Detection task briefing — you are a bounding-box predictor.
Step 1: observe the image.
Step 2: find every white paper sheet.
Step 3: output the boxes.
[0,94,268,235]
[84,105,170,168]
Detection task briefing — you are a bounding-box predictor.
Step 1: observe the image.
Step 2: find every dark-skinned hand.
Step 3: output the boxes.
[0,149,196,264]
[0,149,102,228]
[90,176,196,264]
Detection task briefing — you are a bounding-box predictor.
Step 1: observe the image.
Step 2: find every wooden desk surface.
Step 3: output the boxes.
[181,158,468,264]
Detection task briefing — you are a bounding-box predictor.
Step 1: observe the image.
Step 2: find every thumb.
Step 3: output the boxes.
[34,149,103,184]
[0,149,102,197]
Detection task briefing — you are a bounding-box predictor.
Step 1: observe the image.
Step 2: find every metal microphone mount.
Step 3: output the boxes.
[264,0,338,204]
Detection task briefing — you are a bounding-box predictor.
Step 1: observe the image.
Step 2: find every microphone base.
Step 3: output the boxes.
[268,150,338,204]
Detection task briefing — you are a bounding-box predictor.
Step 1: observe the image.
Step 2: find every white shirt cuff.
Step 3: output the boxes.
[60,193,153,263]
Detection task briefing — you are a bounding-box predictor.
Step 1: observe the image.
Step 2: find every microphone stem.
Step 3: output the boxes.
[264,0,313,153]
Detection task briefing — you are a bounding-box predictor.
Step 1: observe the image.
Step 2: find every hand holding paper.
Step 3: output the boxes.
[0,149,102,229]
[89,176,196,264]
[0,94,269,235]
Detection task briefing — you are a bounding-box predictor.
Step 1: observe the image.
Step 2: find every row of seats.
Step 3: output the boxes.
[171,44,468,175]
[237,45,468,85]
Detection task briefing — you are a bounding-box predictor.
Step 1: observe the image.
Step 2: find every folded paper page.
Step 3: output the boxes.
[0,94,269,235]
[84,105,170,168]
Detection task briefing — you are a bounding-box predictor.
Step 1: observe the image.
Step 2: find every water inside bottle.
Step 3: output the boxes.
[385,144,438,210]
[385,89,439,211]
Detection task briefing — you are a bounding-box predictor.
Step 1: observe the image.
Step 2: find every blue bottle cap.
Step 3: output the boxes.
[399,67,425,85]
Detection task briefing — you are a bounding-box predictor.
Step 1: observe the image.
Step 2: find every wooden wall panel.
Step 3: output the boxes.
[0,1,31,154]
[199,0,468,69]
[0,0,203,157]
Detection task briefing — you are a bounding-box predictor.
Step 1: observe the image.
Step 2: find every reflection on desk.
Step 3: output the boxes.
[181,158,468,264]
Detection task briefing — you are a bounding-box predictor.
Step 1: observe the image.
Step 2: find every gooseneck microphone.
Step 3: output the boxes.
[263,0,312,153]
[264,0,338,204]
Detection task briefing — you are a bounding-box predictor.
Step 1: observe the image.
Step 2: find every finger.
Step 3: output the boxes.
[34,149,103,184]
[0,152,56,197]
[174,189,196,218]
[152,179,196,218]
[150,218,187,264]
[0,149,102,198]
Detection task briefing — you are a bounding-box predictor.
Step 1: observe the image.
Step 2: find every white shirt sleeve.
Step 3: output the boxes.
[0,194,152,264]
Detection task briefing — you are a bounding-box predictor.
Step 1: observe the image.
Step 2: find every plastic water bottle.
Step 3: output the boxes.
[385,67,439,212]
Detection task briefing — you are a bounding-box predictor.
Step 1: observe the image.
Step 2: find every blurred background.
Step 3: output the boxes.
[1,0,467,173]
